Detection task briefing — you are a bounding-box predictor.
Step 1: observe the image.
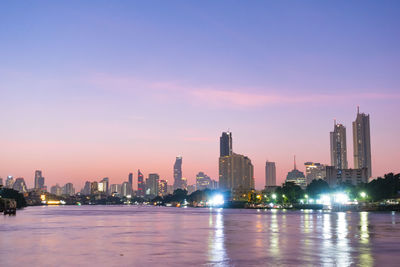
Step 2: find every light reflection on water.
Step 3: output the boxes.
[1,206,399,266]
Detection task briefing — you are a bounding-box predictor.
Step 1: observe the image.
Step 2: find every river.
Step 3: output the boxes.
[1,206,400,266]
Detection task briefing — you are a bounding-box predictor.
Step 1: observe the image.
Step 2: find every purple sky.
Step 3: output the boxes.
[1,1,400,190]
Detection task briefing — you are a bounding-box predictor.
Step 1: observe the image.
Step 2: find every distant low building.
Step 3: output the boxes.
[158,180,168,196]
[286,156,306,189]
[304,162,326,185]
[50,184,63,196]
[325,166,368,187]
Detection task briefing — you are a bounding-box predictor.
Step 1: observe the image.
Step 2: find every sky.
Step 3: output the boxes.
[1,1,400,190]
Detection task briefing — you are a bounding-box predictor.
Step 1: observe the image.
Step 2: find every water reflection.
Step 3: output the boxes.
[336,212,351,266]
[208,208,227,265]
[359,212,373,267]
[269,209,279,258]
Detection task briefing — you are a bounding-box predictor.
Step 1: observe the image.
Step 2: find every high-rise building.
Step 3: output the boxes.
[196,172,212,191]
[50,184,62,196]
[0,178,3,187]
[91,181,99,195]
[82,181,91,195]
[158,180,168,196]
[220,131,232,157]
[13,177,27,193]
[265,161,276,187]
[285,156,306,189]
[109,184,122,195]
[325,166,368,187]
[330,121,348,169]
[304,162,326,185]
[219,153,254,191]
[128,172,133,188]
[6,176,14,189]
[137,170,145,197]
[121,182,131,197]
[34,170,45,190]
[63,183,75,196]
[353,107,372,178]
[99,178,109,194]
[173,156,183,190]
[147,173,159,196]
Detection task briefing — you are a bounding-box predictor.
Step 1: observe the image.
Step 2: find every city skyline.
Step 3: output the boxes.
[1,1,400,190]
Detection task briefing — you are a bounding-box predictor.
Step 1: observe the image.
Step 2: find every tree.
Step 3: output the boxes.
[0,188,27,209]
[306,179,330,198]
[275,182,304,204]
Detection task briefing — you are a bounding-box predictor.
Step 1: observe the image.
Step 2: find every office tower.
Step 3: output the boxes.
[50,184,62,196]
[147,173,159,196]
[158,180,168,196]
[82,181,91,195]
[34,170,45,190]
[0,178,3,187]
[63,183,75,196]
[137,170,145,197]
[173,156,183,190]
[6,176,14,188]
[128,172,133,187]
[265,161,277,187]
[330,121,348,169]
[285,156,306,189]
[13,177,27,193]
[220,131,232,157]
[325,166,368,187]
[109,184,122,195]
[99,178,109,194]
[196,172,212,191]
[91,181,99,195]
[121,182,131,197]
[353,107,372,178]
[219,153,254,191]
[304,162,326,185]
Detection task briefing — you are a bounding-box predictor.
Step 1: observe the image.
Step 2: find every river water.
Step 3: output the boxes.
[1,206,400,266]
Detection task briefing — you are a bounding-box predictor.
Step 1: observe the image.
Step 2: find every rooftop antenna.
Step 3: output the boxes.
[357,105,360,114]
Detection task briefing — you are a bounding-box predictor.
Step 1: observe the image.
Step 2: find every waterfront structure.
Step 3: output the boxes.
[50,184,62,196]
[325,166,368,187]
[63,183,75,196]
[219,153,254,191]
[5,176,14,188]
[147,173,159,196]
[173,156,184,190]
[34,170,45,191]
[286,157,306,189]
[304,162,326,184]
[353,107,372,178]
[220,131,232,157]
[13,177,27,193]
[330,121,348,169]
[158,180,168,196]
[196,172,212,191]
[265,161,276,187]
[137,170,145,197]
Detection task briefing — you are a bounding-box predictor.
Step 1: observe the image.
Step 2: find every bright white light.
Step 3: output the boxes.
[334,193,349,204]
[360,192,367,198]
[272,194,277,199]
[319,194,331,205]
[210,194,224,206]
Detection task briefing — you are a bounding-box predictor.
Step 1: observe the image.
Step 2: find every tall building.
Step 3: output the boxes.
[285,156,306,189]
[219,153,254,191]
[304,162,326,185]
[220,131,233,157]
[137,170,145,197]
[109,184,122,195]
[121,182,131,197]
[13,177,27,193]
[265,161,276,187]
[128,172,133,188]
[0,178,3,187]
[99,178,109,194]
[353,107,372,178]
[196,172,212,191]
[34,170,45,190]
[325,166,368,187]
[330,121,348,169]
[147,173,160,196]
[6,176,14,189]
[91,181,99,195]
[173,156,183,190]
[158,180,168,196]
[63,183,75,196]
[82,181,91,195]
[50,184,62,196]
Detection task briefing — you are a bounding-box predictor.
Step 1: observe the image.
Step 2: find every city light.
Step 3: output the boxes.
[333,193,349,204]
[360,192,367,198]
[272,194,277,200]
[209,194,224,207]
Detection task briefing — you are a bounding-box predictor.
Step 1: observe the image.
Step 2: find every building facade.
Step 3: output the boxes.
[353,108,372,178]
[325,166,368,187]
[304,162,326,185]
[147,173,160,196]
[137,170,145,197]
[13,177,27,193]
[220,131,232,157]
[265,161,276,187]
[173,156,184,190]
[219,153,254,191]
[330,122,348,169]
[196,172,212,191]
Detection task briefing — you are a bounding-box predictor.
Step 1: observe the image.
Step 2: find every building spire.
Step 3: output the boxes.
[357,105,360,114]
[294,155,297,170]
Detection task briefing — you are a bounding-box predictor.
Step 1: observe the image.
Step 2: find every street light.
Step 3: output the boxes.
[272,194,277,200]
[360,192,367,198]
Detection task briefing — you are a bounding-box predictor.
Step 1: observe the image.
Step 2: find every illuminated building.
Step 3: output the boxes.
[265,161,276,187]
[173,156,184,190]
[137,170,145,197]
[50,184,62,196]
[109,184,122,195]
[285,156,306,189]
[34,170,45,191]
[13,177,27,193]
[63,183,75,196]
[158,180,168,196]
[147,173,159,196]
[121,182,131,197]
[6,176,14,189]
[325,166,368,187]
[196,172,212,191]
[128,172,133,189]
[99,178,109,194]
[90,181,98,195]
[353,107,372,178]
[330,121,348,169]
[220,131,232,157]
[304,162,326,184]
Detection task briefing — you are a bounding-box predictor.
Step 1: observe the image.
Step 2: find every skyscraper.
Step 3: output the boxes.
[173,156,183,190]
[158,180,168,196]
[330,121,348,169]
[219,153,254,191]
[196,172,212,191]
[34,170,45,190]
[13,177,27,193]
[137,170,145,197]
[220,131,232,157]
[6,176,14,189]
[0,178,3,187]
[353,107,372,178]
[147,173,160,196]
[128,172,133,186]
[265,161,276,187]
